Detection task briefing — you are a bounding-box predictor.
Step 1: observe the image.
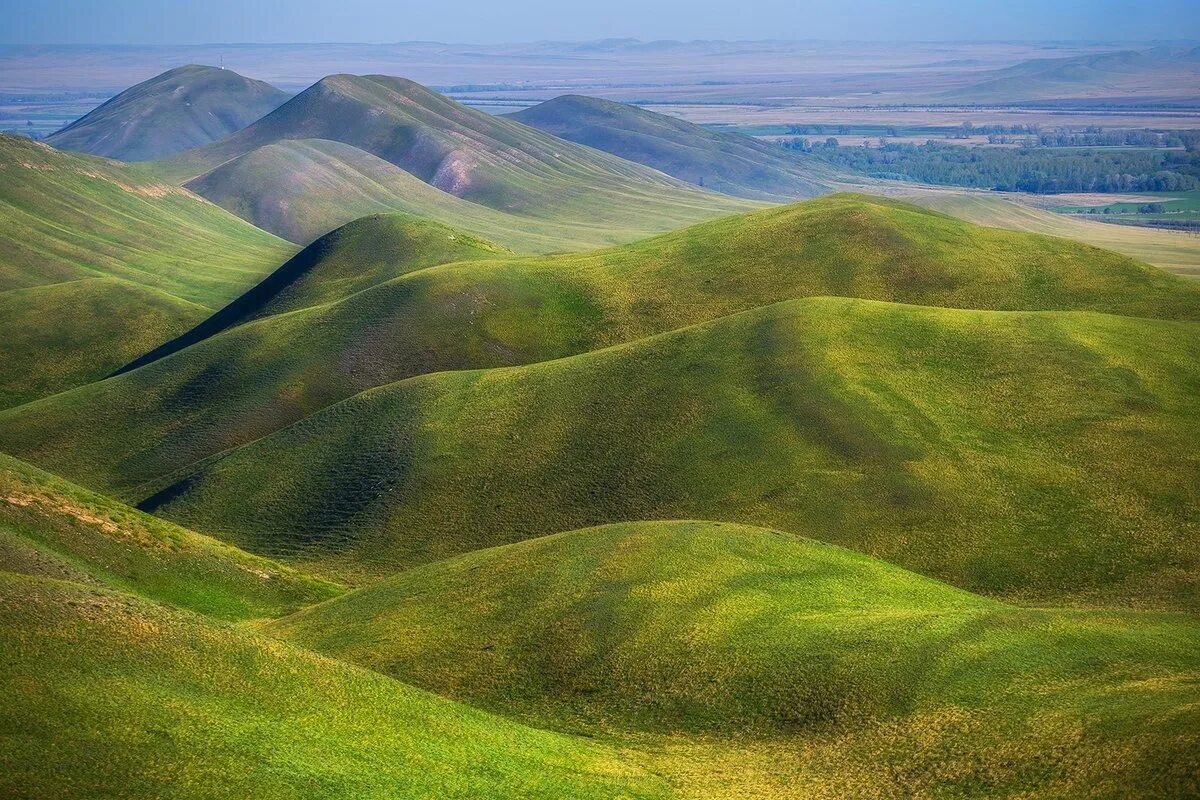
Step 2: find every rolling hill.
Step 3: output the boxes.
[156,73,756,235]
[134,297,1200,610]
[46,65,290,161]
[6,195,1197,506]
[0,452,338,619]
[509,94,834,200]
[180,137,680,250]
[262,520,1200,799]
[0,133,293,407]
[0,571,669,800]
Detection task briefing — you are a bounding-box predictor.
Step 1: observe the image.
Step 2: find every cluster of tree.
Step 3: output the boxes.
[805,141,1200,194]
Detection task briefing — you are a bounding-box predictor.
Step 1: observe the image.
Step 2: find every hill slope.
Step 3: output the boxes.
[0,572,668,800]
[6,195,1197,501]
[159,74,756,233]
[47,65,289,161]
[0,452,338,619]
[139,297,1200,609]
[182,137,705,250]
[0,133,293,407]
[510,95,833,200]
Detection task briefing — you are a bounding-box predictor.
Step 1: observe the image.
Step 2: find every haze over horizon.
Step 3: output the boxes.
[6,0,1200,45]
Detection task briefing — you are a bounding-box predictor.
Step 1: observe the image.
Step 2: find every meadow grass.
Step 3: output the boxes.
[4,194,1196,500]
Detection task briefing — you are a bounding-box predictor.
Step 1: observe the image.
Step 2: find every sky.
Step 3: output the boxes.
[3,0,1198,44]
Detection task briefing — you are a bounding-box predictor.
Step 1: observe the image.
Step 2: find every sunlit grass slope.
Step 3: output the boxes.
[0,133,294,406]
[6,195,1197,499]
[0,134,293,307]
[184,137,719,250]
[510,95,834,200]
[265,520,1200,800]
[145,298,1200,609]
[0,278,207,408]
[157,74,756,232]
[46,65,289,161]
[117,214,508,374]
[0,452,338,619]
[0,572,668,800]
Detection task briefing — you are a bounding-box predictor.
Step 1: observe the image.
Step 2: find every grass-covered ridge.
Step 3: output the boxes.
[47,65,290,161]
[0,452,338,619]
[0,572,669,800]
[510,94,835,200]
[183,137,735,251]
[144,297,1200,610]
[156,73,757,232]
[0,133,294,407]
[5,194,1197,498]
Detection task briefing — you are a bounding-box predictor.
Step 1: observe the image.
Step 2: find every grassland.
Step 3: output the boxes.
[47,65,289,161]
[7,195,1196,504]
[509,95,834,200]
[264,520,1200,798]
[0,452,338,619]
[0,571,671,800]
[0,133,294,407]
[135,297,1200,612]
[893,188,1200,277]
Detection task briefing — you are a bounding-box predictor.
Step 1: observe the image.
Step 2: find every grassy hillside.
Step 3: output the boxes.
[117,214,507,374]
[265,520,1200,799]
[47,65,289,161]
[0,278,207,408]
[898,189,1200,277]
[158,74,756,233]
[0,133,293,406]
[0,572,669,800]
[143,298,1200,610]
[4,194,1198,500]
[0,452,338,619]
[183,137,709,250]
[510,95,833,200]
[0,134,293,307]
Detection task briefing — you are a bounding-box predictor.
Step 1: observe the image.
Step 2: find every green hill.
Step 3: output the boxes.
[0,452,338,619]
[263,520,1200,799]
[0,133,293,407]
[157,74,756,234]
[138,298,1200,610]
[4,195,1198,510]
[0,572,668,800]
[182,137,714,250]
[116,214,508,375]
[510,95,834,200]
[46,65,289,161]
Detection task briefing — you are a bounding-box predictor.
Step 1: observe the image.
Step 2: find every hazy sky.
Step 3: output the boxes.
[4,0,1198,43]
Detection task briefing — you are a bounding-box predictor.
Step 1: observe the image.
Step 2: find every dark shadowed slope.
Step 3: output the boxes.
[47,65,290,161]
[6,195,1197,502]
[181,137,678,250]
[510,95,834,200]
[0,134,292,407]
[158,74,756,231]
[141,298,1200,611]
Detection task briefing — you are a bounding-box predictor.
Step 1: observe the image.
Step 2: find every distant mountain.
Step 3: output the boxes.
[510,94,833,200]
[942,48,1200,104]
[159,74,755,235]
[47,65,289,161]
[0,134,291,408]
